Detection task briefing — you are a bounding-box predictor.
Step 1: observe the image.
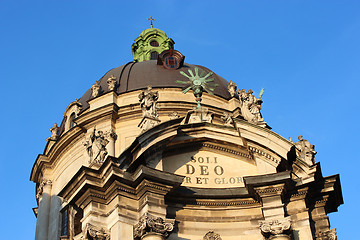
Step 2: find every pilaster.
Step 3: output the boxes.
[35,179,52,240]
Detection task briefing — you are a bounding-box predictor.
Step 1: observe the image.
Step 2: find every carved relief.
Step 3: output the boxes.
[259,217,291,239]
[203,230,222,240]
[138,117,161,133]
[107,74,117,91]
[84,223,110,240]
[221,112,234,126]
[91,81,101,98]
[83,127,115,165]
[168,111,180,119]
[293,135,317,166]
[315,228,337,240]
[138,86,159,118]
[186,107,214,124]
[238,89,265,126]
[134,213,174,239]
[49,123,59,140]
[227,80,237,97]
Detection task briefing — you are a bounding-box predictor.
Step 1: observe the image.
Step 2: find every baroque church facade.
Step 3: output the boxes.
[31,26,343,240]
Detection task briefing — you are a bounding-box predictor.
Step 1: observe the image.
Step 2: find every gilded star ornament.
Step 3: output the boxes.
[176,67,218,108]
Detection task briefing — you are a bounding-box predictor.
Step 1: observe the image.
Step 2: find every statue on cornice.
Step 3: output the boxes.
[83,127,109,165]
[91,81,101,98]
[227,80,237,97]
[49,123,59,140]
[294,135,317,166]
[238,89,264,125]
[106,74,117,91]
[138,86,159,118]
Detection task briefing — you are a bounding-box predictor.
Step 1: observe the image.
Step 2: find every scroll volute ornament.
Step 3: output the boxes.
[133,213,174,239]
[203,230,222,240]
[84,223,110,240]
[259,217,291,239]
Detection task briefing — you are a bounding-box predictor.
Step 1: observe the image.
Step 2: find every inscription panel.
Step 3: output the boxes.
[162,151,258,188]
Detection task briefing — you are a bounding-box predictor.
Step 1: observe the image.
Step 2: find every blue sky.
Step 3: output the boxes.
[1,0,359,239]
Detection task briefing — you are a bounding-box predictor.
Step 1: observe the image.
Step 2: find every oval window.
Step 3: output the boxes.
[150,40,159,47]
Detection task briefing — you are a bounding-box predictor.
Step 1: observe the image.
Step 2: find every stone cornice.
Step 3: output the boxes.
[167,196,260,207]
[248,145,281,167]
[254,183,286,198]
[30,104,119,184]
[58,161,184,209]
[76,103,119,127]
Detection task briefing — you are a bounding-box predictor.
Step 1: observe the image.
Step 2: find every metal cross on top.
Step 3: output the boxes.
[147,16,155,28]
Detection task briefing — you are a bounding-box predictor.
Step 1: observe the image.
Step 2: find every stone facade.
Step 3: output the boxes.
[30,27,342,240]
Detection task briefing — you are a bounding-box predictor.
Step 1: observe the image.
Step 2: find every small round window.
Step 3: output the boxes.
[150,40,159,47]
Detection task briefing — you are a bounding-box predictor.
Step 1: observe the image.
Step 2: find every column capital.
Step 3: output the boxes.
[315,228,337,240]
[36,179,52,202]
[254,183,286,198]
[133,213,174,239]
[259,216,291,239]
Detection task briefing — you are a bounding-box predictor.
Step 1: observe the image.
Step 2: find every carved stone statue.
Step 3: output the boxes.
[91,81,101,98]
[260,217,291,239]
[227,80,237,97]
[238,89,265,125]
[49,123,59,140]
[133,213,174,239]
[294,135,317,165]
[203,230,222,240]
[138,86,159,118]
[83,127,110,165]
[107,74,117,91]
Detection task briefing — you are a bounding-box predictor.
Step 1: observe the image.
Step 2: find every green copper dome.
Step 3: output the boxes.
[131,28,175,62]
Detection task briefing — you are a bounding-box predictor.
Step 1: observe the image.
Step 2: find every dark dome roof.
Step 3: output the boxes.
[78,60,231,111]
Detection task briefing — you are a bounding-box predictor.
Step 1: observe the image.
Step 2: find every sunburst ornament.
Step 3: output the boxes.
[176,67,218,108]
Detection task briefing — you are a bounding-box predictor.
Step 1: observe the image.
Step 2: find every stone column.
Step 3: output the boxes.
[110,221,133,240]
[35,180,52,240]
[47,195,62,240]
[133,213,174,240]
[254,183,293,239]
[254,183,286,220]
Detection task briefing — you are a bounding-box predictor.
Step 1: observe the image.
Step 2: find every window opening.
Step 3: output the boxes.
[150,40,159,47]
[150,51,159,60]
